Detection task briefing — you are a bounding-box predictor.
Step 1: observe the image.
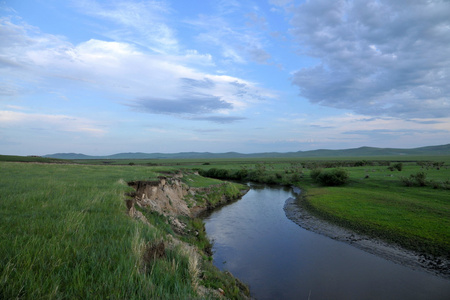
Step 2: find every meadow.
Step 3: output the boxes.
[184,156,450,258]
[301,164,450,257]
[1,155,449,298]
[0,161,247,299]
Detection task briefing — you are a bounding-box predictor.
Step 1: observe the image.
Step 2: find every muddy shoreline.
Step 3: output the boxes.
[284,187,450,279]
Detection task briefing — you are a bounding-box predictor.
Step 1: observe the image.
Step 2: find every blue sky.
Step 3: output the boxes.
[1,0,449,156]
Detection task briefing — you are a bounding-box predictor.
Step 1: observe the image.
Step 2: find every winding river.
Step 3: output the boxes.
[203,184,450,300]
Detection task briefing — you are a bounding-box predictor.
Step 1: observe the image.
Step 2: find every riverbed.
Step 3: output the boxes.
[203,184,450,300]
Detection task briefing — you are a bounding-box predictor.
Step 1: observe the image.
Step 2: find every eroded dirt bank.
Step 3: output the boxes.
[127,173,248,217]
[125,173,251,299]
[284,187,450,279]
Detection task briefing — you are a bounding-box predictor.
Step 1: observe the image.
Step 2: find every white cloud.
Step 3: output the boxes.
[0,110,106,135]
[0,18,275,122]
[74,0,178,54]
[277,112,450,149]
[190,10,272,65]
[5,105,27,110]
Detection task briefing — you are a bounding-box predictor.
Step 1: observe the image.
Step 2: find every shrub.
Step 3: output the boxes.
[388,163,402,171]
[310,168,322,181]
[200,168,230,179]
[411,172,427,186]
[290,173,302,182]
[266,175,278,185]
[354,160,368,167]
[400,176,415,187]
[401,172,428,187]
[431,181,440,189]
[234,169,249,180]
[216,169,229,178]
[394,163,403,171]
[311,168,349,186]
[433,162,444,170]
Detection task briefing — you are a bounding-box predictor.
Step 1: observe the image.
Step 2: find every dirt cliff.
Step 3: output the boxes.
[127,173,246,218]
[125,173,251,299]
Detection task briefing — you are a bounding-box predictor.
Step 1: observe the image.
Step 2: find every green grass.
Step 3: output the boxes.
[181,173,225,188]
[2,155,449,298]
[301,163,450,257]
[193,157,450,258]
[0,162,195,299]
[0,155,67,163]
[0,162,249,299]
[180,172,248,210]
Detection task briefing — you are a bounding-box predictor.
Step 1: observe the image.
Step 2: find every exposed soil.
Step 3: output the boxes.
[284,187,450,279]
[125,174,251,299]
[127,174,246,219]
[143,240,166,266]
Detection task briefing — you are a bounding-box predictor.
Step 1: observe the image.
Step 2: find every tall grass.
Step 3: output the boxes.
[0,162,198,299]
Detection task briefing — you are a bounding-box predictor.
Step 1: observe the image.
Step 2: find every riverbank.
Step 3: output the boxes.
[284,187,450,279]
[0,162,251,299]
[126,172,252,299]
[2,156,449,298]
[206,184,450,299]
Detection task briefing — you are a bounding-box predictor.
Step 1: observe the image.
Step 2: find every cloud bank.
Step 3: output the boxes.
[0,15,273,123]
[290,0,450,119]
[0,110,105,135]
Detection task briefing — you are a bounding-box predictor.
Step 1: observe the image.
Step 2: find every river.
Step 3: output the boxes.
[203,184,450,300]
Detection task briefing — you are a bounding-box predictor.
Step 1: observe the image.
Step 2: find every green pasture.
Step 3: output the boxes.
[0,155,66,163]
[0,162,246,299]
[179,156,450,257]
[1,154,449,298]
[303,164,450,257]
[70,154,450,167]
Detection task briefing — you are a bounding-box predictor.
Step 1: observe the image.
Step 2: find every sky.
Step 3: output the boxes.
[1,0,449,156]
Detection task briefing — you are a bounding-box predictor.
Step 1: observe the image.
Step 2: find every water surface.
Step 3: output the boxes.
[203,184,450,300]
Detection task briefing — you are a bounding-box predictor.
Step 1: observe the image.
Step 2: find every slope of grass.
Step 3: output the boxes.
[0,162,247,299]
[0,162,196,299]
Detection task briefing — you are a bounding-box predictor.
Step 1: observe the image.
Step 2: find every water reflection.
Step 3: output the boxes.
[203,184,450,300]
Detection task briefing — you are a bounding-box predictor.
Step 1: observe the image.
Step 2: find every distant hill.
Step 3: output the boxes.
[44,144,450,160]
[42,153,96,160]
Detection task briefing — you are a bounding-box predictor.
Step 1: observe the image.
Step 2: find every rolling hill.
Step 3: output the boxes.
[43,144,450,160]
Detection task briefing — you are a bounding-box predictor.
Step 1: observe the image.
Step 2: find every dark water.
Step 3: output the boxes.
[203,184,450,300]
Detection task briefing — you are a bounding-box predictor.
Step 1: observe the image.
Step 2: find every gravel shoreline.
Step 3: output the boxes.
[283,187,450,279]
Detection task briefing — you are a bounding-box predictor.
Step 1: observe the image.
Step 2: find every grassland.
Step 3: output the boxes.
[302,165,450,258]
[0,161,248,299]
[1,154,449,298]
[187,156,450,258]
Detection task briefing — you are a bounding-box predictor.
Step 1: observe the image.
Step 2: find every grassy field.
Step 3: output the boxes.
[1,155,449,298]
[0,161,248,299]
[0,155,67,163]
[182,156,450,258]
[302,164,450,257]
